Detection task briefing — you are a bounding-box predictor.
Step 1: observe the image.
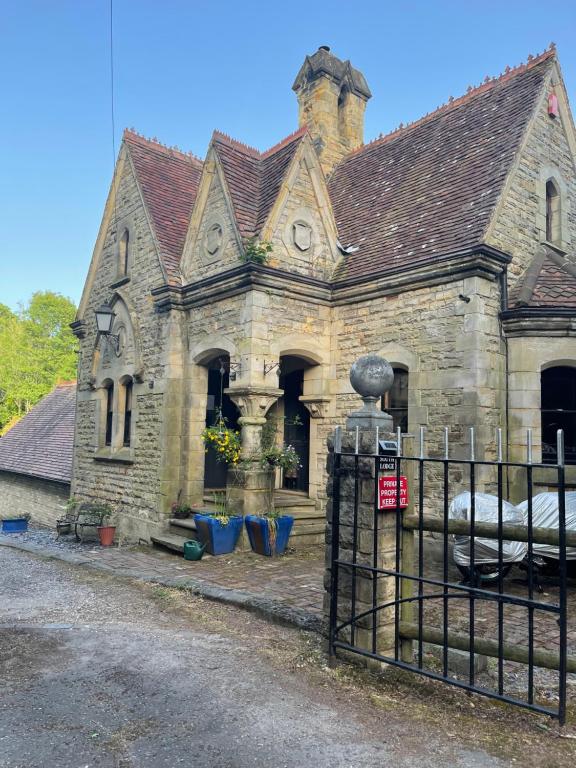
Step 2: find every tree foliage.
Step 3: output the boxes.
[0,292,78,433]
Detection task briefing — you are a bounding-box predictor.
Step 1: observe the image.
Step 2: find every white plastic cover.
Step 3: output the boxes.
[517,492,576,560]
[449,492,528,567]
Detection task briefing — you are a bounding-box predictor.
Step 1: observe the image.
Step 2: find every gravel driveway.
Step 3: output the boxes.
[0,547,567,767]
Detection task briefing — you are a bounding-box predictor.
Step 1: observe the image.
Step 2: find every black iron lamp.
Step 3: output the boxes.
[95,304,120,353]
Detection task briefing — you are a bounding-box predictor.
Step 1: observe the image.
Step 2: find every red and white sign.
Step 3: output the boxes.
[378,476,409,509]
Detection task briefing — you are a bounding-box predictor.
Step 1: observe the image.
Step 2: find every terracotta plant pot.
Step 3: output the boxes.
[97,525,116,546]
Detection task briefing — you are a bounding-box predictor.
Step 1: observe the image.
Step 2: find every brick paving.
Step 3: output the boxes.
[86,545,326,614]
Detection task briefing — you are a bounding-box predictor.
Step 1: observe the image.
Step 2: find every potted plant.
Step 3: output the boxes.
[96,504,116,547]
[244,443,298,556]
[244,509,294,557]
[193,493,243,556]
[1,512,31,534]
[171,502,193,520]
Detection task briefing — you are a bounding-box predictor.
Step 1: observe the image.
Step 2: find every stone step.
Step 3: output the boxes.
[273,494,316,508]
[151,533,188,554]
[168,518,198,535]
[275,506,323,521]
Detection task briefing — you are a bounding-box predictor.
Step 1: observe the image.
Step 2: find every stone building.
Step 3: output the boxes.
[71,45,576,544]
[0,382,75,527]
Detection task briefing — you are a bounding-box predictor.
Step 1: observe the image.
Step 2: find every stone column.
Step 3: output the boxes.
[325,355,413,667]
[224,386,283,517]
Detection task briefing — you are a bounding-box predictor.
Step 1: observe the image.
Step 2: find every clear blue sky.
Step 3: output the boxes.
[1,0,575,311]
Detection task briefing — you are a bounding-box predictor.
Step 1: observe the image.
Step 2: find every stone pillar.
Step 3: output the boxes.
[224,386,282,517]
[325,355,413,667]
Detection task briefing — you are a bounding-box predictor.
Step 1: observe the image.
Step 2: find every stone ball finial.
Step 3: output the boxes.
[350,354,394,400]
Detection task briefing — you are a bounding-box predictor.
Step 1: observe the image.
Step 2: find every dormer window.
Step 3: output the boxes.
[119,228,130,276]
[545,180,561,244]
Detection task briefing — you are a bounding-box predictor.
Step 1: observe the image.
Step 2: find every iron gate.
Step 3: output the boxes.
[328,426,574,724]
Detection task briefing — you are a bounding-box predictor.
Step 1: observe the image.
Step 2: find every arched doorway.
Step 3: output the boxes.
[279,356,311,492]
[203,357,240,490]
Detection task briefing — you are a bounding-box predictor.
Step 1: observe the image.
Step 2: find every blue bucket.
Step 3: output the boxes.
[1,518,29,533]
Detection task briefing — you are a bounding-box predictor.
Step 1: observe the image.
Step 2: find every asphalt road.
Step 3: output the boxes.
[0,547,507,768]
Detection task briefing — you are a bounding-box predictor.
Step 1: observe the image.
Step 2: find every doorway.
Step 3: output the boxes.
[279,365,310,492]
[203,359,239,490]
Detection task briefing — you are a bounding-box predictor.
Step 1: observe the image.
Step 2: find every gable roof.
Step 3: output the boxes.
[124,130,203,283]
[0,382,76,484]
[509,244,576,309]
[211,128,307,239]
[328,49,556,282]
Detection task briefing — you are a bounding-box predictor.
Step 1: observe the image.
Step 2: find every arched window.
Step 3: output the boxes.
[122,378,133,447]
[545,180,561,244]
[382,367,409,433]
[119,229,130,276]
[541,366,576,464]
[104,382,114,446]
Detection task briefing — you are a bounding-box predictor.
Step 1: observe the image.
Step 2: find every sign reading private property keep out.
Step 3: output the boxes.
[378,475,409,509]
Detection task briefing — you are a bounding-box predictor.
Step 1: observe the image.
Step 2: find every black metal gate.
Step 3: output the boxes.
[328,426,574,724]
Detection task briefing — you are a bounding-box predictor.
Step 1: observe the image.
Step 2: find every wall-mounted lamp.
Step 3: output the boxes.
[263,360,281,377]
[218,359,242,382]
[95,303,120,354]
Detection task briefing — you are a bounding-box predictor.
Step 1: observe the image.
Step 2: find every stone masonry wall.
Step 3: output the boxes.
[333,276,506,513]
[73,150,173,540]
[185,164,243,281]
[267,153,339,281]
[0,471,70,528]
[487,79,576,284]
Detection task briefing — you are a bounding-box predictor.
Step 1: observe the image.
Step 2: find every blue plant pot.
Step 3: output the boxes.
[194,514,243,556]
[244,515,294,556]
[1,518,29,533]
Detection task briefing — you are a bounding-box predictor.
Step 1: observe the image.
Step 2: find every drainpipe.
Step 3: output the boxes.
[498,267,510,497]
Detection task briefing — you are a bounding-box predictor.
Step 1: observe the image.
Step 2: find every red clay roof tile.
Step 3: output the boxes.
[124,130,203,283]
[328,49,556,282]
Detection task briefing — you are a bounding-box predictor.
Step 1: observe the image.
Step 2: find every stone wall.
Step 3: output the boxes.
[487,73,576,284]
[267,151,339,281]
[73,149,175,540]
[184,159,243,281]
[333,275,506,512]
[0,471,69,528]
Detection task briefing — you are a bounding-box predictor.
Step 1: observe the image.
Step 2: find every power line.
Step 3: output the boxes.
[109,0,118,240]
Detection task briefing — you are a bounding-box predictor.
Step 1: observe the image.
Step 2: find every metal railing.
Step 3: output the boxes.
[329,426,573,724]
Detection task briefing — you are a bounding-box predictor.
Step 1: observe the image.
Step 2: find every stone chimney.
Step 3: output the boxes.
[292,46,371,176]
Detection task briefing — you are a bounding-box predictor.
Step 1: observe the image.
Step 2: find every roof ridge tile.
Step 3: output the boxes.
[212,130,261,158]
[123,128,203,166]
[262,126,308,158]
[349,44,556,158]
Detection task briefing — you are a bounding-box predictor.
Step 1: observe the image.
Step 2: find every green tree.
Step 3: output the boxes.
[0,292,78,433]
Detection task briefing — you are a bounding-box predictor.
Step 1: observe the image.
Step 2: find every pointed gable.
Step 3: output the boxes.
[211,128,307,240]
[329,49,556,281]
[124,130,203,283]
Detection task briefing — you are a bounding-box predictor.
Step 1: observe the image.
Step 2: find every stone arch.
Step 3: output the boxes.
[90,292,143,387]
[541,358,576,371]
[190,335,237,366]
[271,334,327,366]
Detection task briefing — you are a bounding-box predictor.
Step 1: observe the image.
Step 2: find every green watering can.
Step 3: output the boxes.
[183,540,206,561]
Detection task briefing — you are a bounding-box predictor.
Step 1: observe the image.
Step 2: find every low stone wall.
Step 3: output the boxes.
[0,471,69,528]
